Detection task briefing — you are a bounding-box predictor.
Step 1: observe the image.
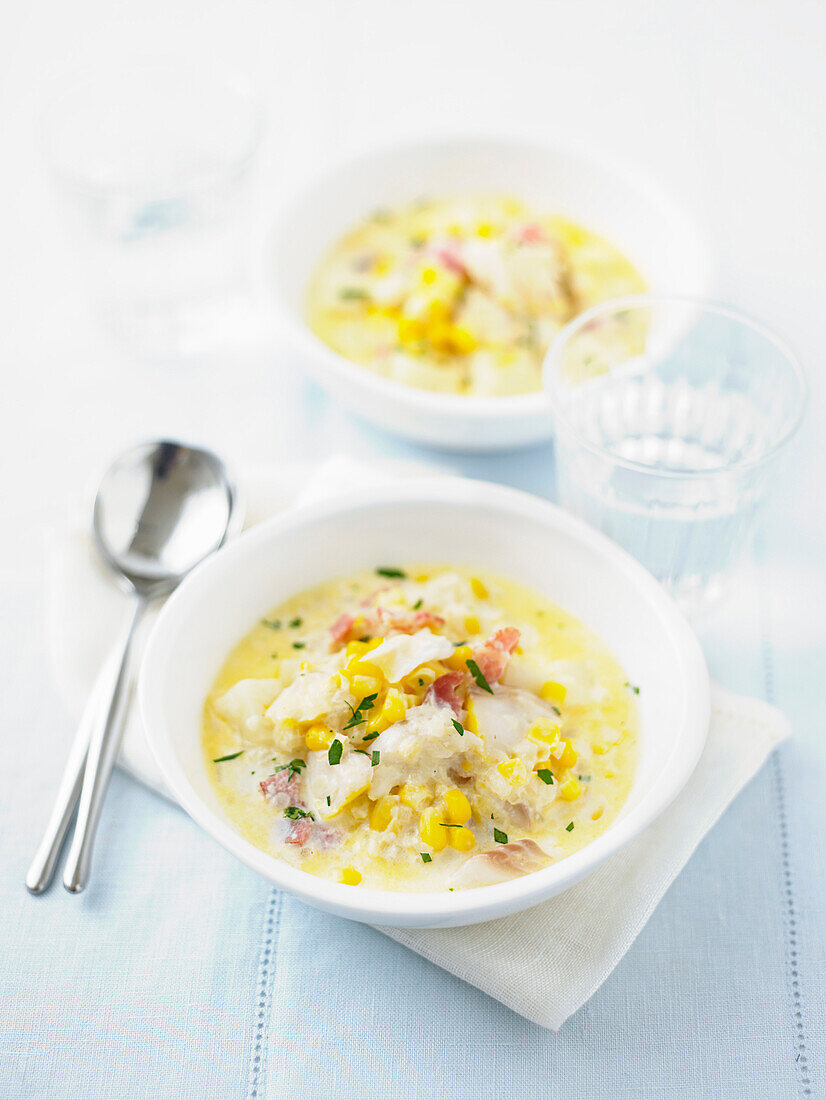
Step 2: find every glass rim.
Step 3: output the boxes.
[543,293,809,480]
[41,59,266,198]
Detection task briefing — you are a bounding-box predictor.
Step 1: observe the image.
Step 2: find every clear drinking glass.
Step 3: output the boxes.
[43,60,265,359]
[544,296,807,617]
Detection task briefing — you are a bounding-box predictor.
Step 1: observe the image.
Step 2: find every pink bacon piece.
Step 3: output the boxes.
[433,245,466,276]
[472,627,520,685]
[328,605,445,647]
[516,222,543,244]
[426,670,466,715]
[259,771,301,809]
[329,612,355,644]
[285,817,313,846]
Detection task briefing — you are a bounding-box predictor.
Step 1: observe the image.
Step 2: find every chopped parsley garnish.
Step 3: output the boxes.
[340,287,370,301]
[578,774,592,782]
[466,658,493,694]
[284,806,313,820]
[417,678,425,686]
[371,750,380,767]
[376,567,406,579]
[451,719,465,737]
[565,821,575,832]
[292,641,305,650]
[327,740,343,766]
[362,730,380,741]
[420,853,432,863]
[353,749,370,758]
[412,598,423,610]
[626,682,640,694]
[536,769,554,785]
[409,235,426,248]
[213,750,243,763]
[550,705,561,716]
[344,693,378,729]
[261,618,281,630]
[326,795,331,806]
[272,758,306,781]
[289,617,303,629]
[493,827,508,844]
[439,822,462,828]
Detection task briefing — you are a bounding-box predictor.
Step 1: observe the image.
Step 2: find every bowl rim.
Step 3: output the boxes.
[140,477,710,926]
[262,133,710,424]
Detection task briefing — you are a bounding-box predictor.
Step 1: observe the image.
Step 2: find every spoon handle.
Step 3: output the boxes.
[25,662,110,894]
[62,598,146,894]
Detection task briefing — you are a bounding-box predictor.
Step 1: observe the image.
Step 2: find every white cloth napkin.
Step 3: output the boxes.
[47,455,790,1030]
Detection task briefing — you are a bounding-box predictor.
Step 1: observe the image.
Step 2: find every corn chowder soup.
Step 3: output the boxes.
[306,196,646,397]
[203,567,639,892]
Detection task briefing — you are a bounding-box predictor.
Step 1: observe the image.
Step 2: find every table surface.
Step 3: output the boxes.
[1,2,824,1097]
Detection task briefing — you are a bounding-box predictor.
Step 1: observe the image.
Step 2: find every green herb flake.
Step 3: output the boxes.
[626,682,640,694]
[344,693,379,729]
[493,827,508,844]
[262,618,281,630]
[439,822,462,829]
[550,705,561,716]
[284,806,314,820]
[272,758,306,781]
[412,598,423,610]
[340,287,370,301]
[292,641,305,650]
[466,658,494,694]
[536,768,554,785]
[421,853,432,863]
[353,749,370,758]
[376,567,407,579]
[362,730,380,741]
[326,795,331,806]
[578,774,592,782]
[289,617,303,629]
[451,719,465,738]
[371,750,380,767]
[566,821,575,832]
[213,750,243,763]
[328,740,343,766]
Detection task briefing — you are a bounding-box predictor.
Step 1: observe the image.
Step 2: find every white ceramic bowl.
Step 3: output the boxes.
[140,478,709,928]
[264,137,709,451]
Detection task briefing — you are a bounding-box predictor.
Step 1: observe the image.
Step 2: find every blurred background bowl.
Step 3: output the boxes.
[263,136,710,451]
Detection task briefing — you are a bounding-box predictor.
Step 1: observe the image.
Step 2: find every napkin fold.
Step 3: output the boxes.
[47,455,790,1030]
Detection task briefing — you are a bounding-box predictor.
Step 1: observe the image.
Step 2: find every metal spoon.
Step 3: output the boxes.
[26,440,238,895]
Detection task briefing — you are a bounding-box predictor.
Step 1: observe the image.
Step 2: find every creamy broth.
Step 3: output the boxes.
[306,196,646,397]
[203,566,638,892]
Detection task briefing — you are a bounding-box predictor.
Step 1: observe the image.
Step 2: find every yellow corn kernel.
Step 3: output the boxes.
[419,808,448,852]
[340,867,362,886]
[444,788,472,825]
[464,615,481,636]
[398,316,425,343]
[373,255,392,276]
[427,300,449,324]
[445,644,473,672]
[369,795,395,832]
[414,572,430,583]
[540,681,567,705]
[558,777,582,801]
[553,739,578,770]
[448,825,476,852]
[591,741,608,755]
[592,807,604,821]
[477,222,493,237]
[464,697,479,735]
[399,783,431,812]
[605,769,615,779]
[527,720,561,746]
[346,638,382,661]
[448,326,477,355]
[462,759,473,772]
[338,781,371,812]
[497,758,526,786]
[365,688,406,736]
[470,577,488,600]
[421,266,438,285]
[305,724,334,751]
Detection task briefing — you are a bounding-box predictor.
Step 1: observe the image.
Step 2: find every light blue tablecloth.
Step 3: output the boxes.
[2,398,822,1100]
